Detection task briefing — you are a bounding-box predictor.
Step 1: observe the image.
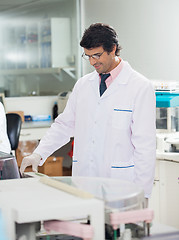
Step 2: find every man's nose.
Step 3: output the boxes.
[89,57,97,65]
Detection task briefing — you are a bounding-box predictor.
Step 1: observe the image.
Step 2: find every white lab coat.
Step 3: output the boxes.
[35,61,156,198]
[0,102,11,154]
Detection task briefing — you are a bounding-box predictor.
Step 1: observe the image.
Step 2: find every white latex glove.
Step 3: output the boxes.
[20,153,42,175]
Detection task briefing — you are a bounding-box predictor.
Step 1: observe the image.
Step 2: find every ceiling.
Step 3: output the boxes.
[0,0,63,15]
[0,0,39,13]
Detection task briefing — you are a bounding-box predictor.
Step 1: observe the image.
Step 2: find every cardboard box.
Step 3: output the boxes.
[16,140,64,176]
[38,156,63,176]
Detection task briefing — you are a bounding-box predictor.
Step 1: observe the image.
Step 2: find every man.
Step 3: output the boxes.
[20,23,156,199]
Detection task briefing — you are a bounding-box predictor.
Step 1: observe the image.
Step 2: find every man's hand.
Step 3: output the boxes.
[20,153,42,175]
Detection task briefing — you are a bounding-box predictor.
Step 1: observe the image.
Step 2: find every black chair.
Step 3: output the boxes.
[6,113,22,151]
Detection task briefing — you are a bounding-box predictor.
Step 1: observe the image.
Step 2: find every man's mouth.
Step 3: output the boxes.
[94,63,101,69]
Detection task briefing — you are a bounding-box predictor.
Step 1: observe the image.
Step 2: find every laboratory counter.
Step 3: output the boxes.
[21,120,53,129]
[20,120,53,141]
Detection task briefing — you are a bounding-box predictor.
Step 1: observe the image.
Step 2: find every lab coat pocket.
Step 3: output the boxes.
[112,109,132,130]
[111,162,134,182]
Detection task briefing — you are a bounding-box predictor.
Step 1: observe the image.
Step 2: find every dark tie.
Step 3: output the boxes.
[99,73,110,96]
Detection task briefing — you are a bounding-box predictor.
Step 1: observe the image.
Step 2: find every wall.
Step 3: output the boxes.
[5,96,57,117]
[81,0,179,82]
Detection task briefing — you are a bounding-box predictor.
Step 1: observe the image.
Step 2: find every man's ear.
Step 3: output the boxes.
[112,44,116,55]
[110,44,116,57]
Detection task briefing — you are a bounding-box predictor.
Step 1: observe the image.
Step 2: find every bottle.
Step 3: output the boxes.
[52,101,58,120]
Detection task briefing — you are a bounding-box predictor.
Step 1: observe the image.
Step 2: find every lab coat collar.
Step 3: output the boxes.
[88,61,133,98]
[88,61,132,85]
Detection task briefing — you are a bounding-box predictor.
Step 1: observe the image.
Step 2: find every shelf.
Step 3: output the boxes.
[0,67,62,76]
[0,67,76,83]
[62,67,76,79]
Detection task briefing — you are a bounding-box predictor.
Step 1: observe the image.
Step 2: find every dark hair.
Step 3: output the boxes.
[80,23,122,56]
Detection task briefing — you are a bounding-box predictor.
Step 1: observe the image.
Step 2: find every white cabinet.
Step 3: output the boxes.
[19,121,52,141]
[149,159,179,229]
[0,18,70,70]
[159,160,179,228]
[40,18,70,68]
[20,127,49,141]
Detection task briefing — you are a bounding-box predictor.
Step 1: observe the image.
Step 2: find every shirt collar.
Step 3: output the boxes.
[110,58,124,80]
[98,58,124,87]
[98,58,123,79]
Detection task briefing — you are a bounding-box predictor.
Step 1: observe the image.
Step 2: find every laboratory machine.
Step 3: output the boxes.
[0,125,178,240]
[156,90,179,154]
[153,87,179,230]
[58,91,71,113]
[0,173,155,240]
[0,171,179,240]
[0,151,20,180]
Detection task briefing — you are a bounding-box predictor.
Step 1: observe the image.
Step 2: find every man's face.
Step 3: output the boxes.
[83,46,116,74]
